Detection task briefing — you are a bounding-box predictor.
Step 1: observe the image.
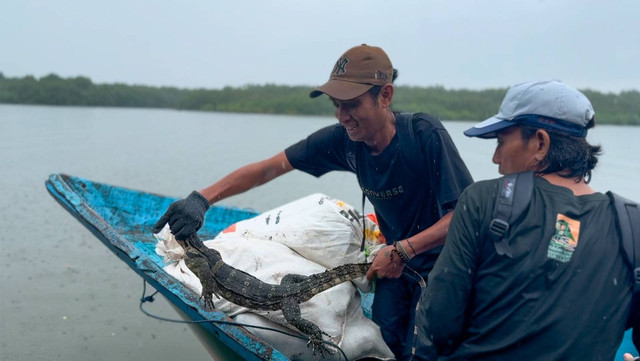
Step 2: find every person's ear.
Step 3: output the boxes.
[379,84,394,108]
[533,129,551,161]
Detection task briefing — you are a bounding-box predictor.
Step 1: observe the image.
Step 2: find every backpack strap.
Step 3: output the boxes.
[607,191,640,292]
[489,171,535,258]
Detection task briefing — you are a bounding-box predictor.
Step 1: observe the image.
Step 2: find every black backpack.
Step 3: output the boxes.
[490,171,639,342]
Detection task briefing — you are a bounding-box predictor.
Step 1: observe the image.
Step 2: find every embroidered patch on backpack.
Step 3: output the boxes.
[547,214,580,263]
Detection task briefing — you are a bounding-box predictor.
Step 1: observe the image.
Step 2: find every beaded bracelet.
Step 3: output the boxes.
[395,241,410,261]
[393,241,411,264]
[390,248,409,264]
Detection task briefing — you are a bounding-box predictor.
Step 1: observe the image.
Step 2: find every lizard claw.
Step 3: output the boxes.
[201,294,216,309]
[306,336,334,358]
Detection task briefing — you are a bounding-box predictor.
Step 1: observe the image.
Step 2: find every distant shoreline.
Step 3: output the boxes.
[1,73,638,125]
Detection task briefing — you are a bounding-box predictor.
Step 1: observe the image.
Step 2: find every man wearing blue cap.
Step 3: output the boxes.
[416,80,638,360]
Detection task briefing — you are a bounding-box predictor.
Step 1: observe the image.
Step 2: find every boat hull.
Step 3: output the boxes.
[45,173,289,361]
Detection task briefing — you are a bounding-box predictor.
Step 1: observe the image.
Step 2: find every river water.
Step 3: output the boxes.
[1,104,637,360]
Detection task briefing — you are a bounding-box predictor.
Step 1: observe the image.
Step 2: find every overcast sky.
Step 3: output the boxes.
[2,0,638,93]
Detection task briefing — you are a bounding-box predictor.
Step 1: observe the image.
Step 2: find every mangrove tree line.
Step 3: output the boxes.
[0,72,638,124]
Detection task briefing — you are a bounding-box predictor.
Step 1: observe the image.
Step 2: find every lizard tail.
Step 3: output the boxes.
[304,262,371,292]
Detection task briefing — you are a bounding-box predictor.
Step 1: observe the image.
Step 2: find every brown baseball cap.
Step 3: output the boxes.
[310,44,394,100]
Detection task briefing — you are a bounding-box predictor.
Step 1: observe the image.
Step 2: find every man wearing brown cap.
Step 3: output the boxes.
[154,44,474,360]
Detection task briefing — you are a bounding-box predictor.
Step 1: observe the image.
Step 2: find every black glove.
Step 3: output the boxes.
[152,191,210,240]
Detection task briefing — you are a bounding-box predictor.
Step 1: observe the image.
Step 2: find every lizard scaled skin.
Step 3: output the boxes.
[177,233,371,357]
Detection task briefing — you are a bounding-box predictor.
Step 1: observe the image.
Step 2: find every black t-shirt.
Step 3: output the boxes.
[284,112,473,273]
[422,177,634,360]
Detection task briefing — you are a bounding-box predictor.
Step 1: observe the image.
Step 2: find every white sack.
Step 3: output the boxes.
[156,227,393,360]
[233,291,393,361]
[218,193,386,268]
[154,194,394,360]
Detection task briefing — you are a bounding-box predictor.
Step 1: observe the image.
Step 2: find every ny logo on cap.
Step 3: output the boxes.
[332,56,349,75]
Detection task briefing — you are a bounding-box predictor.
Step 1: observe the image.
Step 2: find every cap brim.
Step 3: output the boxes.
[309,79,374,100]
[463,116,515,138]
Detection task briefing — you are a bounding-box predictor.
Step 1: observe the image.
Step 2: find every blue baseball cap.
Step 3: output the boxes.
[464,80,595,139]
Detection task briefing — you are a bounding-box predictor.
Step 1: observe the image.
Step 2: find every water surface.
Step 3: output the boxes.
[1,104,637,360]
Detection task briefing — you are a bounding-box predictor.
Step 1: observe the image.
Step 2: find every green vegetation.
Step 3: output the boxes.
[1,72,638,124]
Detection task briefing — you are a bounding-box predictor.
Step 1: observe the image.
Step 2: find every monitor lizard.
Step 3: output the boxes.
[176,232,372,356]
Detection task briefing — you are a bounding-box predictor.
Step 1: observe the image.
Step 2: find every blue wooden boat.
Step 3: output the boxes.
[45,173,293,361]
[44,173,637,360]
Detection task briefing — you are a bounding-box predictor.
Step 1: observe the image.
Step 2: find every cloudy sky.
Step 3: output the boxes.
[2,0,638,92]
